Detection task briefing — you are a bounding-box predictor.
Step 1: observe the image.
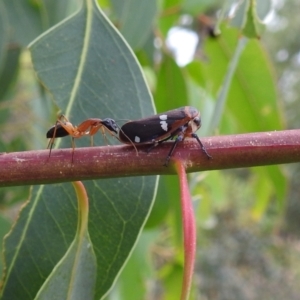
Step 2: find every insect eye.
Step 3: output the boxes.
[193,117,201,127]
[112,123,119,133]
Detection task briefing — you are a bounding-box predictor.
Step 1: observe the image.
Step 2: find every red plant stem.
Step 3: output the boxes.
[1,129,300,186]
[175,160,196,300]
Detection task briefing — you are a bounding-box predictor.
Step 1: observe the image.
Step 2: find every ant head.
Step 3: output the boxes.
[101,118,119,134]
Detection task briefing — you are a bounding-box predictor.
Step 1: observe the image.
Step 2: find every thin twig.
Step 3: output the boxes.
[0,129,300,187]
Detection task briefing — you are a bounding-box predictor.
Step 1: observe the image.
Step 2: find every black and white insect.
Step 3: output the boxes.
[119,106,212,166]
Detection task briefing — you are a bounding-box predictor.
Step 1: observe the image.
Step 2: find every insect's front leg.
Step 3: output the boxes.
[191,133,212,159]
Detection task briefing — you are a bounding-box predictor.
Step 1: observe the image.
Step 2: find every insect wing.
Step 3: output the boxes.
[46,124,69,138]
[120,109,189,144]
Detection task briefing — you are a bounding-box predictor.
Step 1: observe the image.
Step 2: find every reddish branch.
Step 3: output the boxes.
[1,129,300,187]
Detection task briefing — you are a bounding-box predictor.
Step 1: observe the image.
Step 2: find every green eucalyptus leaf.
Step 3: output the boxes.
[110,230,158,300]
[242,0,265,38]
[29,0,154,124]
[154,54,188,112]
[2,0,77,47]
[40,0,80,28]
[182,0,216,16]
[1,185,78,300]
[110,0,157,50]
[35,229,97,300]
[200,25,283,132]
[231,0,266,39]
[0,1,9,75]
[188,25,287,210]
[3,0,42,46]
[0,46,21,101]
[158,0,180,38]
[1,0,157,299]
[223,28,285,206]
[0,215,11,277]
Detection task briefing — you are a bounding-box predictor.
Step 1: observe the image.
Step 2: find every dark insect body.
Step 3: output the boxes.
[119,106,212,166]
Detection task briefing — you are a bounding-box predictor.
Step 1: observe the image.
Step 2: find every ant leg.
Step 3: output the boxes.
[48,120,60,158]
[87,122,108,146]
[100,127,108,145]
[102,126,121,144]
[71,137,75,163]
[48,139,54,158]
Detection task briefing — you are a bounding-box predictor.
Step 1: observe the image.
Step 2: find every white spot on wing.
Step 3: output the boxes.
[134,136,141,143]
[160,121,168,131]
[159,114,167,120]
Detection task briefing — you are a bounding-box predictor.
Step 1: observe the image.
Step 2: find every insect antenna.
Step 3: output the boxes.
[115,123,138,156]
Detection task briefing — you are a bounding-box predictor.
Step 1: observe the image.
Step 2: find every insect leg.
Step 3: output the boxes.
[146,129,180,154]
[47,120,60,158]
[164,135,184,167]
[191,133,212,159]
[146,136,172,153]
[71,137,75,163]
[100,126,108,145]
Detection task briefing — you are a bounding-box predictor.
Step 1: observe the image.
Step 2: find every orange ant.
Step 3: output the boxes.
[46,115,119,161]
